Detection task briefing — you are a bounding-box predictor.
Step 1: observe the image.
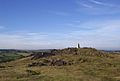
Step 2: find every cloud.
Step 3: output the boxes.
[67,20,120,49]
[57,19,120,49]
[77,0,120,15]
[89,0,120,8]
[77,2,93,8]
[89,0,106,5]
[0,32,73,49]
[0,20,120,50]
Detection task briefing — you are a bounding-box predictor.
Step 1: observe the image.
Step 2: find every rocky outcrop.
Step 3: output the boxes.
[28,62,46,67]
[28,59,67,67]
[31,52,55,60]
[30,47,111,61]
[50,59,67,66]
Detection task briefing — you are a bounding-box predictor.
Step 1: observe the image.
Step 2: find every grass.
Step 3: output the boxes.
[0,48,120,81]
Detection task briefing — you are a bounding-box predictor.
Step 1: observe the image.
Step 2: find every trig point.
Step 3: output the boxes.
[78,43,80,48]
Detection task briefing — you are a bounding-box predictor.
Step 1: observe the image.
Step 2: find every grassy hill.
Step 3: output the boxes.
[0,48,120,81]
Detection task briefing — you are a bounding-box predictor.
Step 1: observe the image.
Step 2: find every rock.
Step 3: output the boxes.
[51,59,67,66]
[31,52,55,60]
[28,62,46,67]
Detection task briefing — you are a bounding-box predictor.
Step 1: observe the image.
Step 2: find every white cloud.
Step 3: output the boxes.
[66,20,120,49]
[0,20,120,50]
[77,2,93,8]
[77,0,120,15]
[0,32,72,49]
[89,0,104,5]
[89,0,120,8]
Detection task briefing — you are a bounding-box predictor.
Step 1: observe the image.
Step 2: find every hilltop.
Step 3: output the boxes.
[0,47,120,81]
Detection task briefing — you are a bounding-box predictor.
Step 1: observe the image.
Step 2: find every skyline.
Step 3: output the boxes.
[0,0,120,50]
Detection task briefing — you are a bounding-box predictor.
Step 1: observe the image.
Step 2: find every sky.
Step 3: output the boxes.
[0,0,120,50]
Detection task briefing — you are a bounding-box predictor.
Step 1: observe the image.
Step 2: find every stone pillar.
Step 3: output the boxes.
[78,43,80,48]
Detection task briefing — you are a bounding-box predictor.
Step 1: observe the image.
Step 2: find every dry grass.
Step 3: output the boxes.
[0,48,120,81]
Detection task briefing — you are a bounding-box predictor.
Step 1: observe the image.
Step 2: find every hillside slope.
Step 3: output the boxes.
[0,48,120,81]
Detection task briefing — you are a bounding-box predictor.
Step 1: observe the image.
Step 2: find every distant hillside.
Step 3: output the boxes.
[0,52,25,63]
[0,49,31,63]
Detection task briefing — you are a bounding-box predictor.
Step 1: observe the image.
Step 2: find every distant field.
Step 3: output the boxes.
[0,50,32,63]
[0,53,24,63]
[0,49,52,63]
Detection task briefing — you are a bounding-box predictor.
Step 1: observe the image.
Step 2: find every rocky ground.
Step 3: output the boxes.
[0,47,120,81]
